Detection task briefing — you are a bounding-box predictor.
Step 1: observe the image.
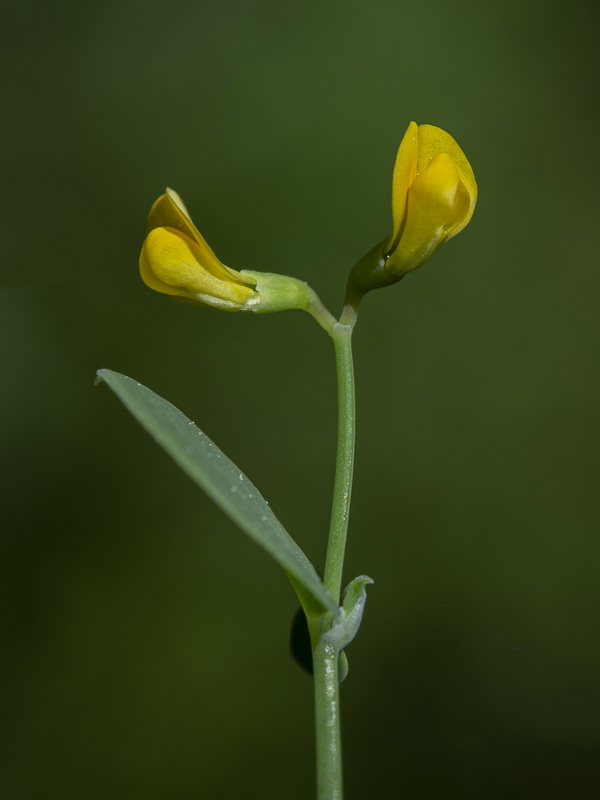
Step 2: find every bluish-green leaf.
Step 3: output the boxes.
[96,368,337,615]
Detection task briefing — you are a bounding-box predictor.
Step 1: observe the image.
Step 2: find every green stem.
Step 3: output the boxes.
[324,307,356,603]
[313,303,357,800]
[313,639,342,800]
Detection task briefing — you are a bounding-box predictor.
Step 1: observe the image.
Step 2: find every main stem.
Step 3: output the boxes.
[313,306,357,800]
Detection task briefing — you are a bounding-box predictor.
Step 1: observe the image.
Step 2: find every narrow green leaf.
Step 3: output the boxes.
[96,368,337,615]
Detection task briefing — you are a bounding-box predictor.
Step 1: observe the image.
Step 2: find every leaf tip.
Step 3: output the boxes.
[94,369,107,386]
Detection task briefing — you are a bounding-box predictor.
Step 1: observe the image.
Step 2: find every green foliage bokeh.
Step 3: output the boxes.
[2,0,600,797]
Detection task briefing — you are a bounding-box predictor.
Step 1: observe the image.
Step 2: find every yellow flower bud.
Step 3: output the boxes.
[346,122,477,306]
[387,122,477,275]
[139,189,260,311]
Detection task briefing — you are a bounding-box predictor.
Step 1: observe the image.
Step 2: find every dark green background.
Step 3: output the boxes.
[2,0,599,797]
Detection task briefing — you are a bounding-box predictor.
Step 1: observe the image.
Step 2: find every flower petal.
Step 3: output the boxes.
[416,125,477,237]
[140,227,258,310]
[145,189,256,289]
[386,153,465,275]
[390,121,419,249]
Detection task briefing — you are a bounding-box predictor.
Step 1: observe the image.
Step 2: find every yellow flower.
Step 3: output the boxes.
[387,121,477,275]
[346,122,477,305]
[139,188,260,311]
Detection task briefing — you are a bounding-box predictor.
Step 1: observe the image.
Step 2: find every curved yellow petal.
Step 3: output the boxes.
[163,187,191,218]
[140,227,259,310]
[146,189,197,239]
[386,124,477,275]
[416,126,476,191]
[387,153,468,274]
[390,121,419,249]
[415,125,477,237]
[145,189,257,290]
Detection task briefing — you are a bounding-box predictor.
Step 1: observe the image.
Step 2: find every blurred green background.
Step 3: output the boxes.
[2,0,599,797]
